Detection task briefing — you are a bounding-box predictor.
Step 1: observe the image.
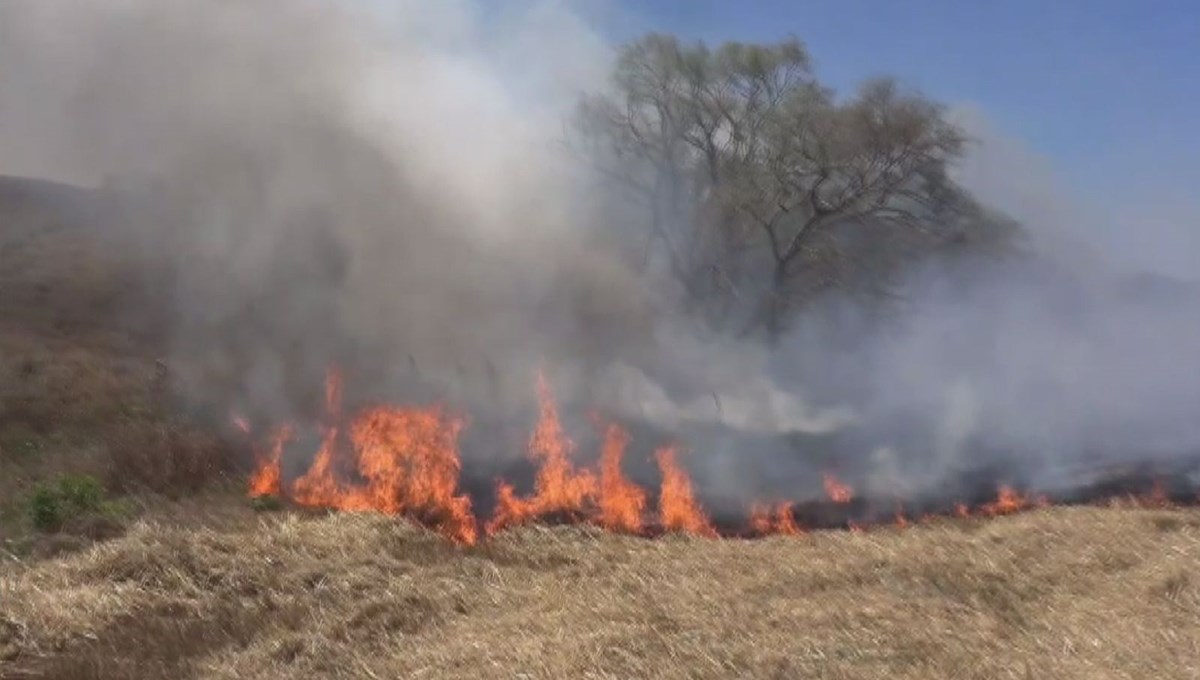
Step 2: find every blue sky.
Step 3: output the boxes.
[598,0,1199,277]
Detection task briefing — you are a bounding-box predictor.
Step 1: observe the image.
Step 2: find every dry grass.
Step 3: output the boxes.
[0,333,235,497]
[1,505,1198,679]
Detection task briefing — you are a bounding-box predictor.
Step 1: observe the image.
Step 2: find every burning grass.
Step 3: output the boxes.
[2,505,1200,679]
[240,367,1200,545]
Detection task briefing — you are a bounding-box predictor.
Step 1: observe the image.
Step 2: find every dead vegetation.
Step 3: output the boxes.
[0,331,236,501]
[0,506,1197,679]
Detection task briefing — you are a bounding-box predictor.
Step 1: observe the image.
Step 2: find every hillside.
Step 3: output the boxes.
[0,175,231,517]
[2,177,1200,679]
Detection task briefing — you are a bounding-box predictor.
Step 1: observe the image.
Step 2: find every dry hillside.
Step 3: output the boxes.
[2,178,1200,679]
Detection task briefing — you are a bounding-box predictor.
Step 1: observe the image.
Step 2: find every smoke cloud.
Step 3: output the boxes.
[0,0,642,414]
[1,0,1197,509]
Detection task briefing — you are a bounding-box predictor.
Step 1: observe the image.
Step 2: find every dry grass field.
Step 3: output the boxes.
[2,177,1200,679]
[2,505,1200,679]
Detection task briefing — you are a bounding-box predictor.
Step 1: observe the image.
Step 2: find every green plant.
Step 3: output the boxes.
[57,473,105,511]
[27,485,63,531]
[24,473,109,532]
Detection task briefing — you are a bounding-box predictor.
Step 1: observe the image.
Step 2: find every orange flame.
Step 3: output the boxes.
[248,424,292,498]
[291,367,347,506]
[255,368,479,544]
[749,504,772,535]
[774,503,801,535]
[349,406,476,544]
[980,485,1028,516]
[290,421,344,507]
[245,366,1196,544]
[823,473,853,503]
[487,373,597,534]
[655,446,716,537]
[750,502,802,536]
[597,422,646,533]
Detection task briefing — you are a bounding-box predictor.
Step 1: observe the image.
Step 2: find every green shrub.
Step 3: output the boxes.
[27,485,64,531]
[57,473,105,511]
[24,473,111,532]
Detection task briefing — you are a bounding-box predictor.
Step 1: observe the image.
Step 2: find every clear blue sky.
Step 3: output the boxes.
[601,0,1200,276]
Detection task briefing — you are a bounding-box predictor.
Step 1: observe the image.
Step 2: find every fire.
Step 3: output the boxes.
[750,502,802,536]
[251,368,479,544]
[350,407,476,544]
[773,503,801,535]
[823,473,853,503]
[655,446,717,537]
[247,424,292,498]
[597,422,647,533]
[291,367,347,507]
[242,367,714,541]
[749,505,771,534]
[242,366,1199,544]
[487,374,597,534]
[289,422,344,507]
[486,379,716,537]
[980,485,1028,516]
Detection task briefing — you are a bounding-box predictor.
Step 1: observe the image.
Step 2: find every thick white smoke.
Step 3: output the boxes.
[0,0,645,417]
[1,0,1197,507]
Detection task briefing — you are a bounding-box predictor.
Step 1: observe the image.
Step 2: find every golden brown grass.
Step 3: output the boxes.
[2,504,1199,679]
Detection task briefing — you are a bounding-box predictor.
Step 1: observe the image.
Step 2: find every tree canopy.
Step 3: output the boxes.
[572,33,1021,338]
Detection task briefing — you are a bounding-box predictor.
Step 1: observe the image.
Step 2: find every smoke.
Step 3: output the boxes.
[0,0,643,416]
[1,0,1197,509]
[759,110,1200,499]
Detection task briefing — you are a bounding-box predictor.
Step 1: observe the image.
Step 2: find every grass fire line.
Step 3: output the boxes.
[241,368,1195,545]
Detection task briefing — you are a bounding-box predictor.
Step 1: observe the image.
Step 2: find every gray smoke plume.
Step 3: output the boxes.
[2,0,1197,509]
[0,0,642,417]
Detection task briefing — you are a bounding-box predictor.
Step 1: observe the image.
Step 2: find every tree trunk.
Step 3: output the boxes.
[764,261,788,341]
